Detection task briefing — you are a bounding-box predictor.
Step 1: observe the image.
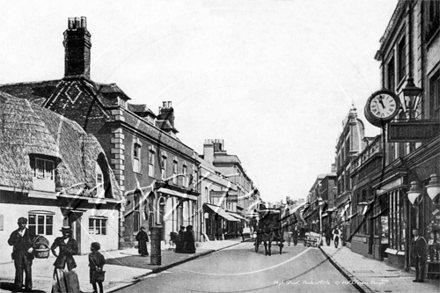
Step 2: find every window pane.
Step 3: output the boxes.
[36,159,45,179]
[29,226,36,235]
[29,215,36,225]
[46,160,54,180]
[46,216,53,225]
[46,224,53,235]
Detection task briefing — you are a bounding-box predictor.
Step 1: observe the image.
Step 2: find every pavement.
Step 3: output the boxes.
[320,242,440,293]
[0,238,243,293]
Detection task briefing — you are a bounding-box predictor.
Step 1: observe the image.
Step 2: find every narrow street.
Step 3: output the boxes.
[117,242,358,293]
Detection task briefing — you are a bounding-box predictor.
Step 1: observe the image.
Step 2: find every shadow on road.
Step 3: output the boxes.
[0,281,45,293]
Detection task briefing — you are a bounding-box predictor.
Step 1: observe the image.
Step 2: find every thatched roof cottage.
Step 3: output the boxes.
[0,91,122,260]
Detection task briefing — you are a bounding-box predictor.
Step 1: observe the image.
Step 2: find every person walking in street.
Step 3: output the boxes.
[135,227,149,256]
[238,225,245,242]
[8,217,36,292]
[411,229,428,282]
[333,226,341,248]
[50,226,80,293]
[89,242,106,293]
[183,225,196,254]
[175,225,185,253]
[325,226,333,246]
[292,226,298,246]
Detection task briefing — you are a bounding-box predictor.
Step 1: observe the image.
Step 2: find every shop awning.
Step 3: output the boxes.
[205,204,239,222]
[157,188,197,201]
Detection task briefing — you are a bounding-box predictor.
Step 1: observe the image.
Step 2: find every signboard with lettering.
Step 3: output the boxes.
[388,121,440,142]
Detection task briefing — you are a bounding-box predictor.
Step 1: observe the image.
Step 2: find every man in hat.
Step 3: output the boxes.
[8,217,36,292]
[411,229,428,282]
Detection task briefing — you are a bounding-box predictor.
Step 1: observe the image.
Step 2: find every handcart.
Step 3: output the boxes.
[304,232,322,247]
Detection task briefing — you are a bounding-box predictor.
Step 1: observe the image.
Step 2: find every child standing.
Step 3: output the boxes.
[89,242,105,293]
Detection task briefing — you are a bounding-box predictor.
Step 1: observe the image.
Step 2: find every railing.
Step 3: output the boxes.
[351,136,382,171]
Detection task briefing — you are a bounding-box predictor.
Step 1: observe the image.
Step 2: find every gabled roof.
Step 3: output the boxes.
[0,91,121,199]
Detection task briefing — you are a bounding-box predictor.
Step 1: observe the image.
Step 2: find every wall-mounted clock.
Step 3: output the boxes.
[364,89,401,127]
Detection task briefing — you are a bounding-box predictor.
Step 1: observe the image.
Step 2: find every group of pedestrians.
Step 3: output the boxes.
[175,225,196,254]
[8,217,105,293]
[324,226,342,248]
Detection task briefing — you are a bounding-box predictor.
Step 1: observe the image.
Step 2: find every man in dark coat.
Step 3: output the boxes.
[51,226,79,271]
[8,217,36,292]
[411,229,428,282]
[135,227,149,256]
[183,225,196,253]
[175,225,185,253]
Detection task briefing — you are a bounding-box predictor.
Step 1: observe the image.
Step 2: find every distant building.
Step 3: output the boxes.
[334,107,366,244]
[201,139,260,229]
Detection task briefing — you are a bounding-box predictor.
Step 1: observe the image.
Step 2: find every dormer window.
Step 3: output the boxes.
[31,156,56,192]
[119,97,127,109]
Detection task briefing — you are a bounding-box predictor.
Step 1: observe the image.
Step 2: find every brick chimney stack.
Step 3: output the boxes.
[63,16,91,78]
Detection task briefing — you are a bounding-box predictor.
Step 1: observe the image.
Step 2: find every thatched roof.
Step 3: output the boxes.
[0,91,121,199]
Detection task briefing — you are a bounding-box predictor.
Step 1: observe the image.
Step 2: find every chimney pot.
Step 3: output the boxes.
[68,18,74,29]
[81,16,87,29]
[74,17,80,29]
[168,101,172,108]
[163,101,167,108]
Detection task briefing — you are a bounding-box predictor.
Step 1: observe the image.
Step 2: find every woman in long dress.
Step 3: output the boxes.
[135,227,149,256]
[51,226,81,293]
[183,225,196,254]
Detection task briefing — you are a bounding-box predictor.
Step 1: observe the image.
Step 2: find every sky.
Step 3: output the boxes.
[0,0,398,203]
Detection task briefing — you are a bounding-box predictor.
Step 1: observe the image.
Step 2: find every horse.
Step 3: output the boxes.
[260,228,274,256]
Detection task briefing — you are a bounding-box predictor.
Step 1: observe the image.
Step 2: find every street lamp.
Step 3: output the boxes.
[407,181,423,205]
[401,77,422,120]
[426,174,440,202]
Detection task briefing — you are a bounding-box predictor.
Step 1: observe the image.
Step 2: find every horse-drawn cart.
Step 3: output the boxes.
[253,208,284,255]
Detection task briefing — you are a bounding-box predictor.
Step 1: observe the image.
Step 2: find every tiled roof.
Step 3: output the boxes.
[0,80,62,106]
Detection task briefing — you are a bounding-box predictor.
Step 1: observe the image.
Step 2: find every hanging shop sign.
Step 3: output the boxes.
[388,121,440,142]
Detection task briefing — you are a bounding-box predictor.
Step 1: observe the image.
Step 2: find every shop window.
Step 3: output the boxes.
[388,190,405,250]
[89,218,107,235]
[133,143,141,173]
[28,211,54,235]
[429,70,440,119]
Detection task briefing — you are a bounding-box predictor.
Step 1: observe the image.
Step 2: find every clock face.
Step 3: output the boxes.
[364,89,401,128]
[369,93,398,119]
